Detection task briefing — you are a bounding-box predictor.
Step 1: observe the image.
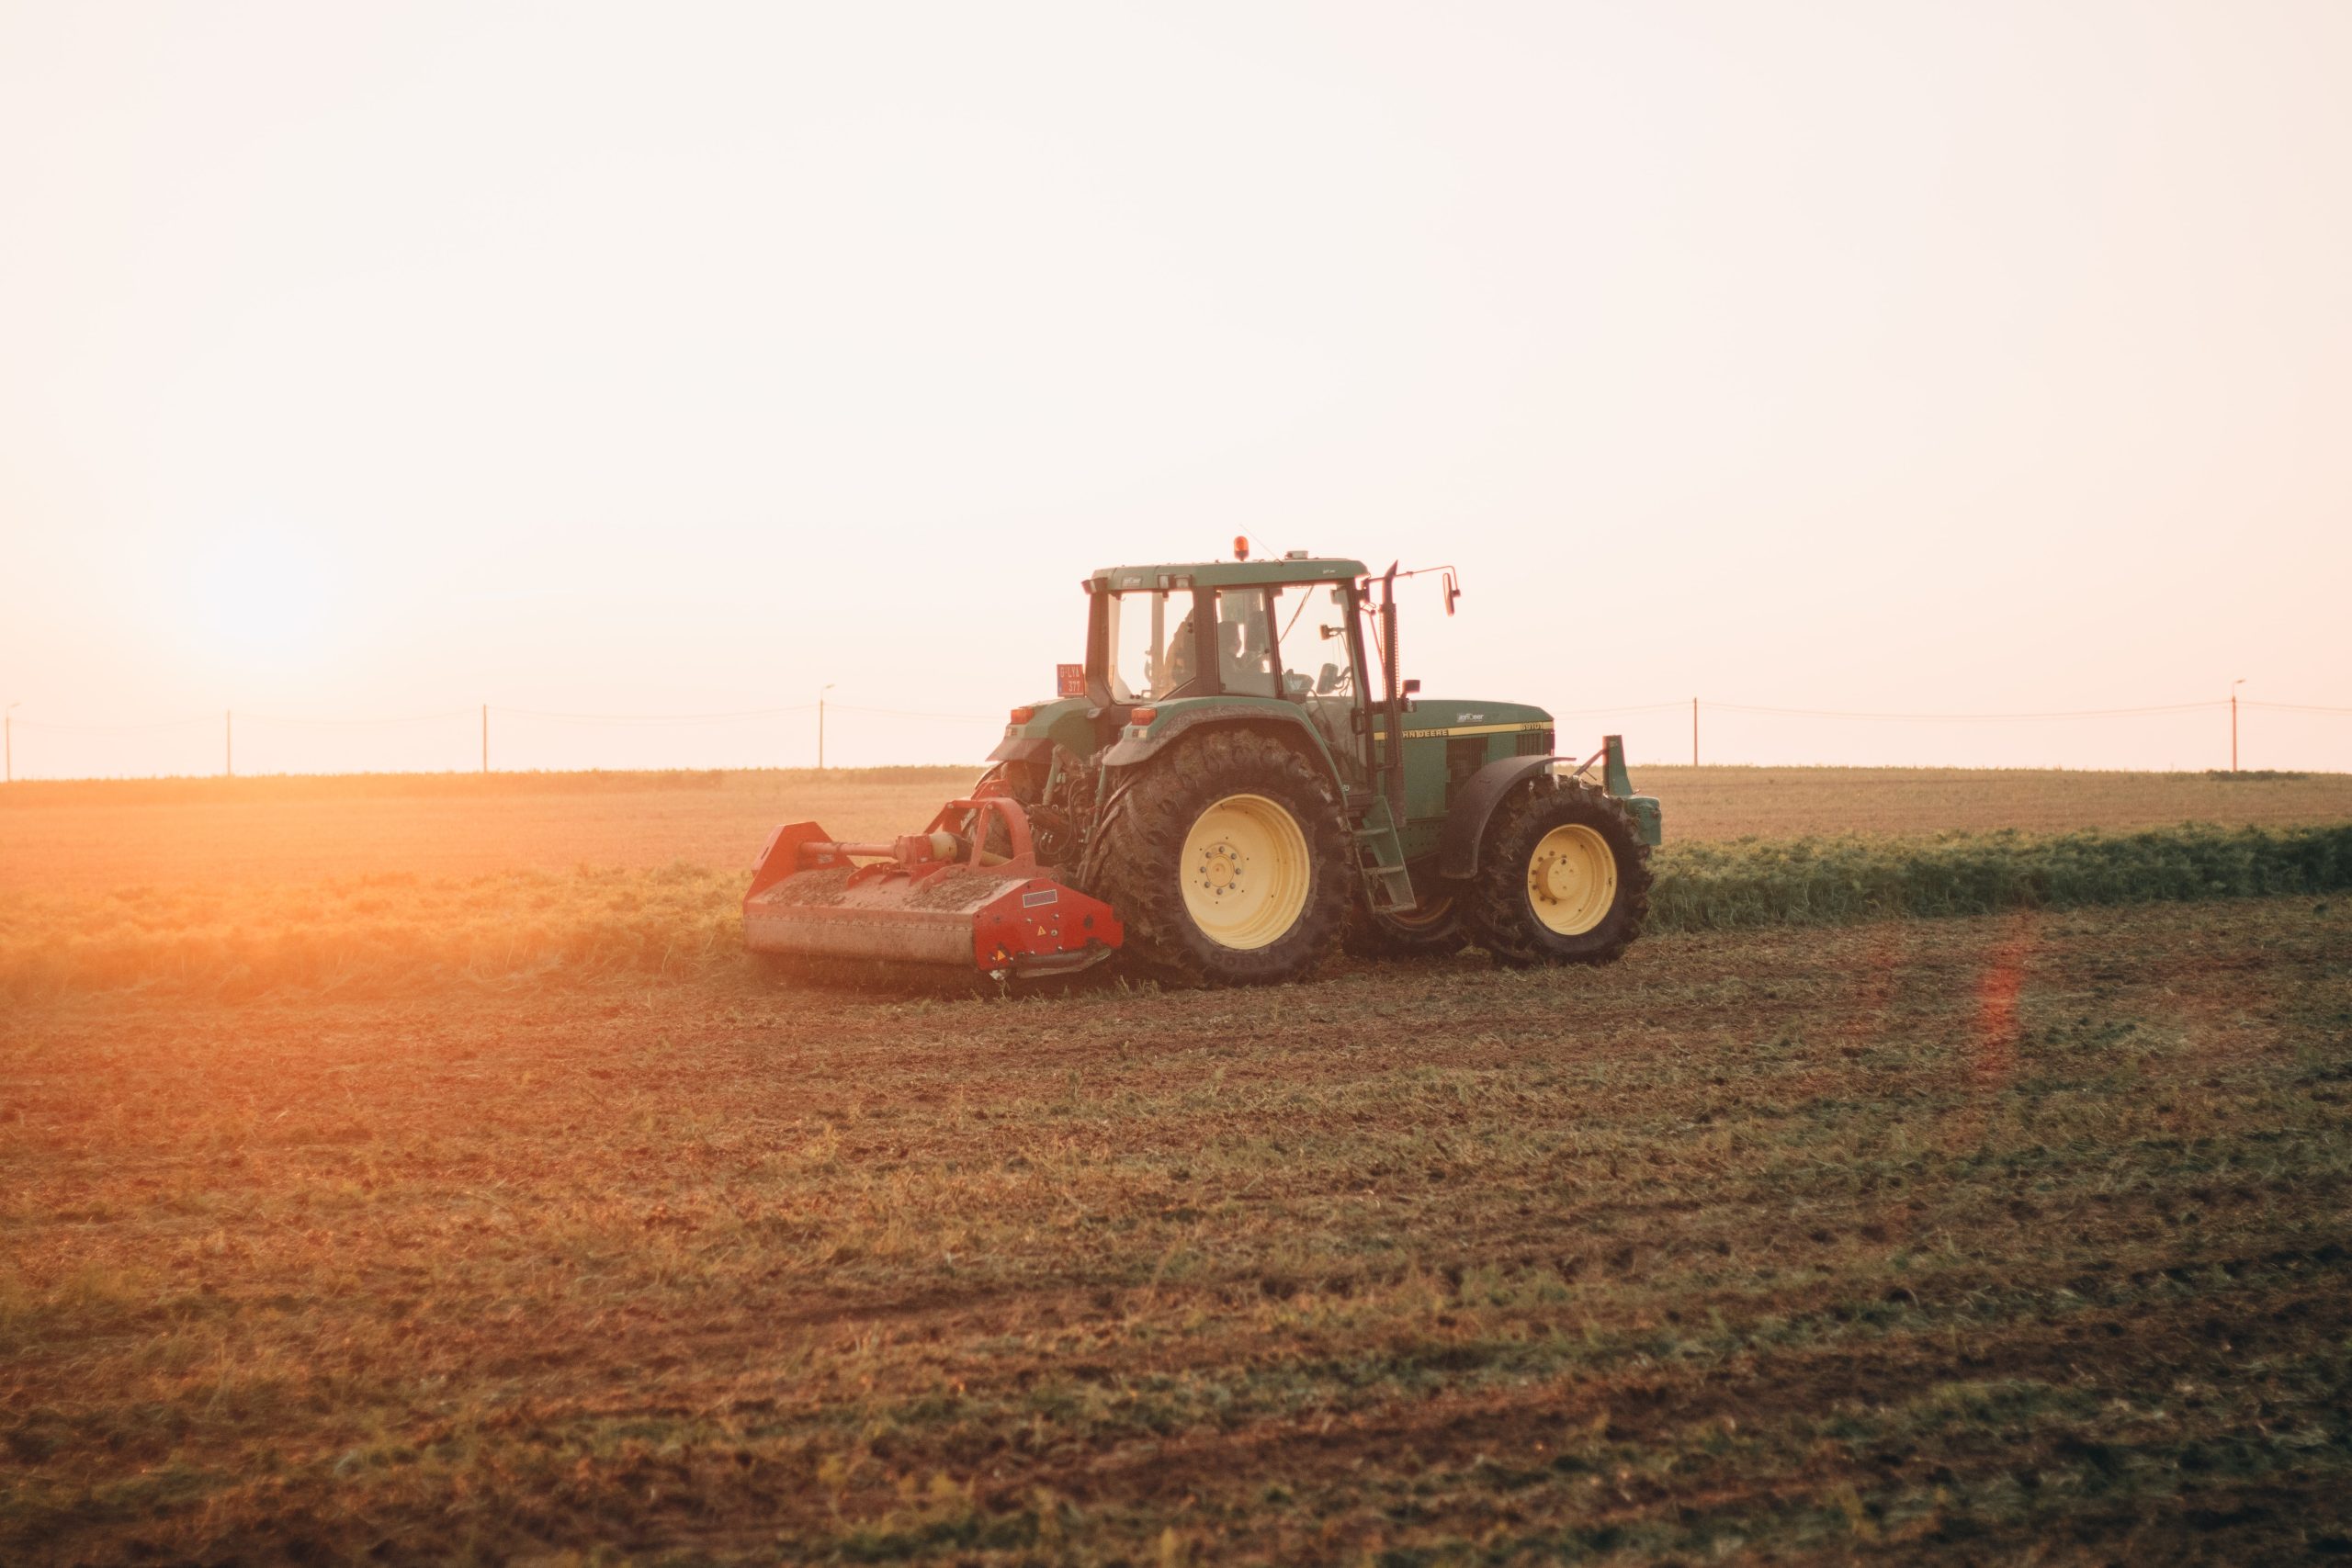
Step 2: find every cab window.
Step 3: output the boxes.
[1105,589,1207,701]
[1272,584,1359,701]
[1213,589,1279,697]
[1273,583,1367,782]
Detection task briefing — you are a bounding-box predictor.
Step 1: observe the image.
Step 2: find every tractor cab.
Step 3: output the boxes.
[1081,554,1381,790]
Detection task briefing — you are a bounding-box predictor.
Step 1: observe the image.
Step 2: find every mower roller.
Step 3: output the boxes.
[743,794,1125,980]
[745,546,1666,988]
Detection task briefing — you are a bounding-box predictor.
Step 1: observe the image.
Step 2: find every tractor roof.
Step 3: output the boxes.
[1090,557,1371,592]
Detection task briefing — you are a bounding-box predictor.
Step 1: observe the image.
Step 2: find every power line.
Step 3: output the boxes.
[240,710,472,728]
[6,691,2348,784]
[1545,703,1691,716]
[13,716,217,732]
[13,694,2348,731]
[827,702,1002,721]
[492,704,816,725]
[1706,700,2226,722]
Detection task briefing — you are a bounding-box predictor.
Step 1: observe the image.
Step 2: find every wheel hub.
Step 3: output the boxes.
[1198,840,1244,897]
[1180,794,1311,950]
[1534,852,1581,905]
[1524,822,1617,937]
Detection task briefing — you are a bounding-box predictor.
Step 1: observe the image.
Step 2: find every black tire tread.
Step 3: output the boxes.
[1077,728,1349,987]
[1463,781,1651,967]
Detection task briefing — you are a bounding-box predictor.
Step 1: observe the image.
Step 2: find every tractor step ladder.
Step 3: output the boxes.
[1351,795,1417,913]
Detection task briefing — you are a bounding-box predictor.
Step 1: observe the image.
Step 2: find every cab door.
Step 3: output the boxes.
[1268,582,1374,792]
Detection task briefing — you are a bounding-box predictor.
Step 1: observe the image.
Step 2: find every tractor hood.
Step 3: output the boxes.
[990,694,1560,769]
[1370,698,1554,745]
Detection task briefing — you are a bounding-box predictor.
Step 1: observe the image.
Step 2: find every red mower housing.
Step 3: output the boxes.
[742,796,1124,979]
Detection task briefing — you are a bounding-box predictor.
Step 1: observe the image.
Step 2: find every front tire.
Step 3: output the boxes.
[1078,729,1348,987]
[1464,782,1650,966]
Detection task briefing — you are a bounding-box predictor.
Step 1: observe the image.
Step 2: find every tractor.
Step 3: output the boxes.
[743,546,1662,987]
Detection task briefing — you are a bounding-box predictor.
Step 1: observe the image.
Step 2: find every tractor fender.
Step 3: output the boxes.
[1437,755,1561,881]
[986,734,1055,765]
[1101,706,1343,786]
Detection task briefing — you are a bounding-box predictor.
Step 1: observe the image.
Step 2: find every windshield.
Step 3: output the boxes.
[1105,591,1191,703]
[1271,583,1358,699]
[1102,581,1365,709]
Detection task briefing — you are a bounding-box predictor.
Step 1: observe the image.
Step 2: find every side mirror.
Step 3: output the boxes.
[1318,623,1340,640]
[1401,679,1421,695]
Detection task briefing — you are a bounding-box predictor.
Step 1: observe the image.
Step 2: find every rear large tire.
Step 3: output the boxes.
[1464,781,1650,967]
[1078,729,1349,987]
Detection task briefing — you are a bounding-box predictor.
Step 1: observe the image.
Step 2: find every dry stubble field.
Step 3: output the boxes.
[8,764,2352,893]
[4,766,2351,1563]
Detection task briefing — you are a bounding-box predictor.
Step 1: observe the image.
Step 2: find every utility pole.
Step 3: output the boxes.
[4,703,17,784]
[1691,696,1699,768]
[2232,679,2245,772]
[225,709,233,777]
[818,682,836,770]
[481,704,490,774]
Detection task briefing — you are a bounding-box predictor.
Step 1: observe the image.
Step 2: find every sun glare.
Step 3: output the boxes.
[191,533,335,663]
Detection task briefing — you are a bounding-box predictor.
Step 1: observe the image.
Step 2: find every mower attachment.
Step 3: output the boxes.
[742,796,1123,979]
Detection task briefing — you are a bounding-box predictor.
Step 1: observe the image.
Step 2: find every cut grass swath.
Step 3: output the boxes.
[1650,821,2352,931]
[4,821,2348,1002]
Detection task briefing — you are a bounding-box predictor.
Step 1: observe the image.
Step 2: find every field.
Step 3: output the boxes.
[9,763,2352,893]
[5,767,2352,1562]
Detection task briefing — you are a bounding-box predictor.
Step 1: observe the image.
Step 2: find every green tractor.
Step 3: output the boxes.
[742,548,1661,987]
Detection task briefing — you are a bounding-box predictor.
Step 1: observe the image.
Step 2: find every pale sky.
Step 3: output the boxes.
[4,0,2347,776]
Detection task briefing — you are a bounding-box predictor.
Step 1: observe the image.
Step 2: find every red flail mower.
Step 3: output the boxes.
[742,794,1125,982]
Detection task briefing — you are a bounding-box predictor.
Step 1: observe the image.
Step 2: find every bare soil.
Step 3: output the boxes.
[5,897,2348,1563]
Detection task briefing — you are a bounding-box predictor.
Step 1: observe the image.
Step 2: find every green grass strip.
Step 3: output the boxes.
[1649,821,2352,932]
[7,821,2349,1000]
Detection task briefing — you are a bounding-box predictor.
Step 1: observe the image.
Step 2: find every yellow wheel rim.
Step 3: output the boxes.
[1182,793,1312,950]
[1526,824,1617,936]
